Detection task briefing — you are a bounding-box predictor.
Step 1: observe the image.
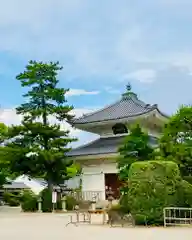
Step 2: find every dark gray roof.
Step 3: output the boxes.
[3,182,30,189]
[67,135,158,157]
[70,90,167,125]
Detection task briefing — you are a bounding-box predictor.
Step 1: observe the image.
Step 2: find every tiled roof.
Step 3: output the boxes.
[67,135,158,157]
[3,182,30,189]
[70,90,166,125]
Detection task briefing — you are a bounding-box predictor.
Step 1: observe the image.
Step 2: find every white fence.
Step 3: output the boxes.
[67,190,103,201]
[164,207,192,227]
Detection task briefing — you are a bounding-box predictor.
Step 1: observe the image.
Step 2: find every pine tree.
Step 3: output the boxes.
[1,61,76,189]
[117,124,154,192]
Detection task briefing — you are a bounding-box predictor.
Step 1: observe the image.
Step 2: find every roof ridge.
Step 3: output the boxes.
[73,94,150,122]
[126,95,151,109]
[70,92,169,125]
[73,99,121,121]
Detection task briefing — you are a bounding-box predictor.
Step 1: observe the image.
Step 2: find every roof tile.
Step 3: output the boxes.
[71,94,156,124]
[67,135,158,157]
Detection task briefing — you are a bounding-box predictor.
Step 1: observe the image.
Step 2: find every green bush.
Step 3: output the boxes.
[39,189,78,212]
[183,176,192,185]
[127,161,185,225]
[3,192,12,203]
[41,188,53,212]
[134,214,148,226]
[3,192,20,206]
[66,195,77,210]
[8,198,20,206]
[179,180,192,207]
[41,188,62,212]
[20,190,38,212]
[119,194,130,214]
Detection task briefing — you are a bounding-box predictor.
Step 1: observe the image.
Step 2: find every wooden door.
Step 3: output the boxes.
[105,173,121,199]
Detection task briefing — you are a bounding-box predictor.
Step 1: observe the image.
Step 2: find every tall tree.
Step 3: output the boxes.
[159,105,192,177]
[0,61,76,189]
[117,124,154,190]
[0,122,9,186]
[0,122,8,143]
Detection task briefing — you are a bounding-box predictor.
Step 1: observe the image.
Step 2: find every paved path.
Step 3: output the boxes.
[0,211,192,240]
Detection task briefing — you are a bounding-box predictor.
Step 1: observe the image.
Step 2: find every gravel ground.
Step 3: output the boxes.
[0,209,192,240]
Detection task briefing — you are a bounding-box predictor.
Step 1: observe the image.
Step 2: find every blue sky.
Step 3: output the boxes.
[0,0,192,145]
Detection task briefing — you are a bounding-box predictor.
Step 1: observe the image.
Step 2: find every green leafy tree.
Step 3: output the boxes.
[159,105,192,176]
[0,122,9,186]
[0,122,8,143]
[0,61,77,189]
[117,124,154,191]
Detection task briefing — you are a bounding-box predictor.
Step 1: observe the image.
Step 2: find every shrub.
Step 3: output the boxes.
[3,192,12,203]
[134,214,148,226]
[179,180,192,207]
[8,198,20,206]
[127,161,185,225]
[20,190,38,212]
[183,176,192,185]
[66,195,77,210]
[3,192,20,206]
[41,188,53,212]
[119,194,130,214]
[40,189,78,212]
[41,188,62,212]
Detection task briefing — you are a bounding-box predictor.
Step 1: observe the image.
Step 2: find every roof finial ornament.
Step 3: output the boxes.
[126,82,131,92]
[122,82,138,100]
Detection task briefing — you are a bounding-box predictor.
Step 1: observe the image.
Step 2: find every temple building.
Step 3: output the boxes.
[67,84,168,200]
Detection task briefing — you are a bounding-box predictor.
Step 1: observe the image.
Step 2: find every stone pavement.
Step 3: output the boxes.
[0,210,192,240]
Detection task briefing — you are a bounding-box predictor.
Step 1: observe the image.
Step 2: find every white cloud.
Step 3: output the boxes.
[124,69,156,83]
[104,87,121,95]
[0,0,148,79]
[0,109,22,126]
[0,0,189,87]
[164,53,192,71]
[66,89,100,97]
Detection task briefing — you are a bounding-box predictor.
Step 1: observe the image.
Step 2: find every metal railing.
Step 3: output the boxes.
[164,207,192,227]
[67,190,103,201]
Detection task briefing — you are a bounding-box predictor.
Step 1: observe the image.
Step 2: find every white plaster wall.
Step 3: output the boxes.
[101,162,118,173]
[66,176,81,189]
[83,162,117,174]
[81,162,117,200]
[82,173,105,200]
[99,128,114,136]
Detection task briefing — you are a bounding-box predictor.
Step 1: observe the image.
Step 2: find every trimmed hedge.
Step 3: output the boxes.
[127,161,187,225]
[183,176,192,185]
[179,180,192,207]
